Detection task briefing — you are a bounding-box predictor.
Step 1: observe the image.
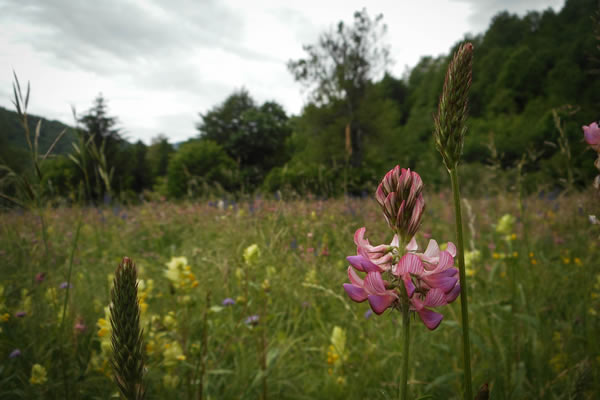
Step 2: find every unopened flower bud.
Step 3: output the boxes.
[375,166,425,242]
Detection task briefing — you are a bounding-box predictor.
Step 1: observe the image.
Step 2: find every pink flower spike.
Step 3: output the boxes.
[343,283,369,302]
[346,256,382,273]
[417,308,444,330]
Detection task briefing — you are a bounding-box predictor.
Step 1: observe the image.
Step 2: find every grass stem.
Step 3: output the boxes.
[449,167,473,400]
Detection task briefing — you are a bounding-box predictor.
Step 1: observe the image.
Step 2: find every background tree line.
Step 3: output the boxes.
[1,0,597,204]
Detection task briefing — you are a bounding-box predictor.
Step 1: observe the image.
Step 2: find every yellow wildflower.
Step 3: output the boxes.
[243,244,260,265]
[574,258,582,266]
[496,214,515,235]
[29,364,48,385]
[0,313,9,322]
[328,326,347,368]
[163,341,185,367]
[163,312,177,330]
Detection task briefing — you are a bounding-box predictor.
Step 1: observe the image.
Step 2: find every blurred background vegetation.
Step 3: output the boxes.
[1,0,598,206]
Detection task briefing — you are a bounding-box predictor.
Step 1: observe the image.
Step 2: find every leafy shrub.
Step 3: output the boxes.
[166,140,237,198]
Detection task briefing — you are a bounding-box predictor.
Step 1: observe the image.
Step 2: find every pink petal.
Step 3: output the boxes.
[402,274,415,298]
[424,239,439,258]
[424,288,447,307]
[417,308,444,330]
[347,266,364,287]
[376,184,386,206]
[406,237,418,251]
[368,294,395,315]
[347,256,381,273]
[343,283,368,302]
[427,250,454,274]
[394,253,424,276]
[422,274,458,293]
[363,272,386,294]
[354,227,368,247]
[445,283,461,303]
[391,234,399,248]
[446,242,457,257]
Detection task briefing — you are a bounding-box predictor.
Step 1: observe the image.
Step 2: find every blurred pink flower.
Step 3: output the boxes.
[583,122,600,152]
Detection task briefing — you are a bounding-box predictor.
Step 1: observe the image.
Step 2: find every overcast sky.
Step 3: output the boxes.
[0,0,565,144]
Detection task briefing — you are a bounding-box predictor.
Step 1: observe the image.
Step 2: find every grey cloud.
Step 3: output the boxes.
[0,0,277,74]
[450,0,565,33]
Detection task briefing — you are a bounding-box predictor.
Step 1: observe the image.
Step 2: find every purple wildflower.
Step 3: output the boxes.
[35,272,46,283]
[15,311,26,318]
[222,298,235,306]
[9,349,21,358]
[364,309,373,319]
[245,315,260,325]
[59,282,73,289]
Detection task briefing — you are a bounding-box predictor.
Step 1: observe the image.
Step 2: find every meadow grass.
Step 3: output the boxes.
[0,190,599,399]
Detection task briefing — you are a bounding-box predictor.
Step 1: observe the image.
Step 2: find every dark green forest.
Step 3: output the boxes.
[1,0,598,204]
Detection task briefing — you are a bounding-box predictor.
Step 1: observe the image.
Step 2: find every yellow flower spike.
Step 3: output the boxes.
[529,252,534,258]
[0,313,9,322]
[492,252,500,259]
[531,259,538,265]
[510,233,517,240]
[574,257,582,266]
[562,257,571,264]
[512,251,518,258]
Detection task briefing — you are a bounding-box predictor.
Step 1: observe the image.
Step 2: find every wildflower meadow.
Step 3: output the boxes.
[2,1,600,399]
[1,185,599,398]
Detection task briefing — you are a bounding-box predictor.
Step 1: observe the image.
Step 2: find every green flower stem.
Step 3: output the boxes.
[400,295,411,400]
[449,167,473,400]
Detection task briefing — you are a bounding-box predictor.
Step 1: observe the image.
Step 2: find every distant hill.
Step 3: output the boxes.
[0,106,77,157]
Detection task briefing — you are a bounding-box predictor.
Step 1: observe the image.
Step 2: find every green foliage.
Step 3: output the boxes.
[288,8,390,168]
[146,134,174,182]
[0,106,76,157]
[166,140,237,198]
[197,90,291,188]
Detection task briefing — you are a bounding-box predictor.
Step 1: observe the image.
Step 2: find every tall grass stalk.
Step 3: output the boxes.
[433,42,474,399]
[58,216,83,399]
[450,168,473,399]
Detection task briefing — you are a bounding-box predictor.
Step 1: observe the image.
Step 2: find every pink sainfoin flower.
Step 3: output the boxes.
[583,122,600,152]
[343,166,460,330]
